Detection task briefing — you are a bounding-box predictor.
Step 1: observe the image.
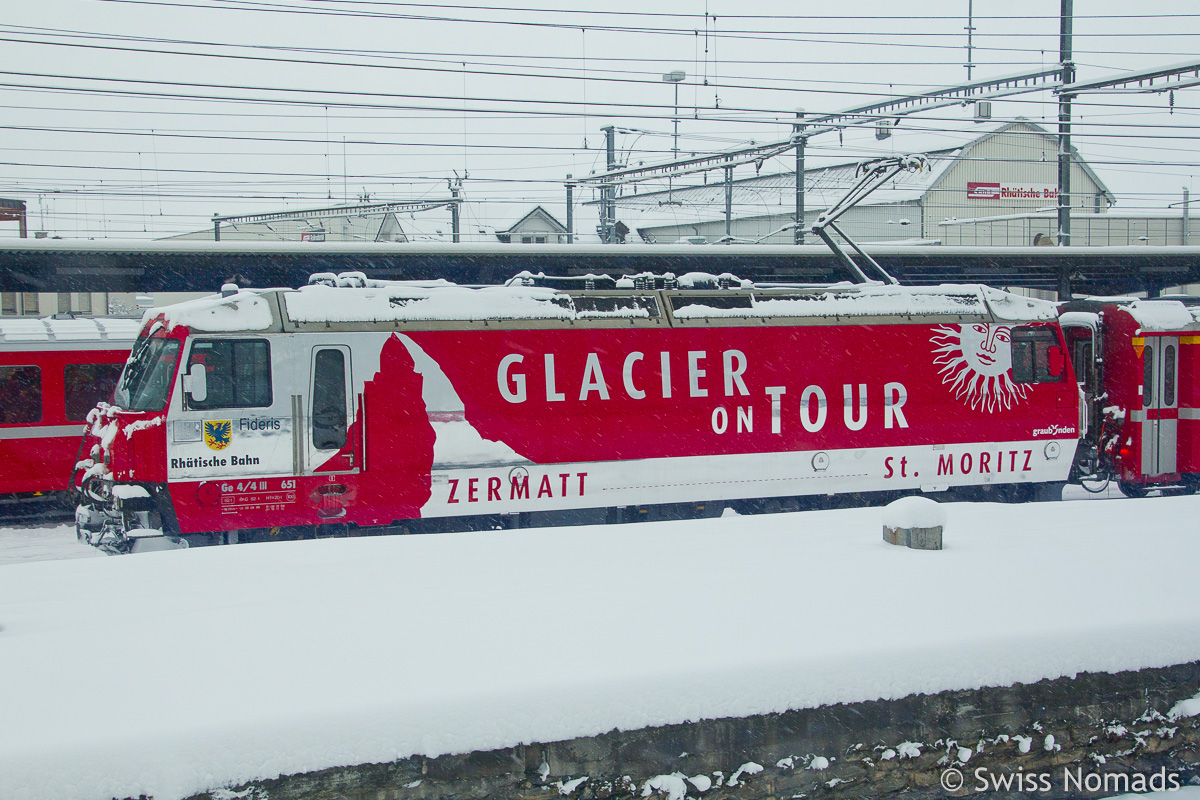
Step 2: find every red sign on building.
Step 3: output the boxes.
[966,182,1002,200]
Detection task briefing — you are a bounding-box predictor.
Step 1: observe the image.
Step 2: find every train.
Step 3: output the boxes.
[0,315,140,510]
[69,267,1116,553]
[1060,295,1200,497]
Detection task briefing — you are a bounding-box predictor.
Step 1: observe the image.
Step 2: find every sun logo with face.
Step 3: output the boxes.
[930,323,1027,413]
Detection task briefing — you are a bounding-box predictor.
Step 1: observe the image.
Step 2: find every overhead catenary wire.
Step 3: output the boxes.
[0,2,1193,239]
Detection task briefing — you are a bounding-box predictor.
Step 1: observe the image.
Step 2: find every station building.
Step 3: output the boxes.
[619,121,1192,248]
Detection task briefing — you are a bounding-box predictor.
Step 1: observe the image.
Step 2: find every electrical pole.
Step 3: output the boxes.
[794,110,806,244]
[1057,0,1074,259]
[965,0,975,81]
[599,125,617,243]
[1184,187,1191,246]
[724,159,734,240]
[663,70,686,159]
[565,175,574,244]
[449,178,461,243]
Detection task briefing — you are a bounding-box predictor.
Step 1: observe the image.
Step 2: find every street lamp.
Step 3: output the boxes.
[662,70,686,160]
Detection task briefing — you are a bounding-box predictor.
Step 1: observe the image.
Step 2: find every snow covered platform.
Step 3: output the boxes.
[3,496,1200,800]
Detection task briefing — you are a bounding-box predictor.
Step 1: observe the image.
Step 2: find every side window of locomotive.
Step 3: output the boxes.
[311,348,347,451]
[1070,337,1093,389]
[1164,345,1176,407]
[0,366,42,424]
[64,363,125,421]
[186,339,272,409]
[1142,343,1154,406]
[1011,327,1065,384]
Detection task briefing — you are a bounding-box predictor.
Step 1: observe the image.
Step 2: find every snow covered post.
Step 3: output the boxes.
[882,496,946,551]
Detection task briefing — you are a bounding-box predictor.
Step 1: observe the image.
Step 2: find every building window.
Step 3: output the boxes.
[77,293,92,314]
[58,294,71,314]
[21,293,38,316]
[1,292,15,315]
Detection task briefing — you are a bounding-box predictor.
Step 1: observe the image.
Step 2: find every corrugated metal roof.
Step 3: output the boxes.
[0,316,141,343]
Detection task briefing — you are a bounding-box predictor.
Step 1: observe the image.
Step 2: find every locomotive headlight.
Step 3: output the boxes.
[812,452,830,471]
[1044,441,1061,460]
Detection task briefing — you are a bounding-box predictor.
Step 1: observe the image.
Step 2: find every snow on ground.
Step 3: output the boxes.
[2,495,1200,800]
[0,523,105,566]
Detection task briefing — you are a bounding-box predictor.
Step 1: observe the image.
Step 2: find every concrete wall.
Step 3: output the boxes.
[182,661,1200,800]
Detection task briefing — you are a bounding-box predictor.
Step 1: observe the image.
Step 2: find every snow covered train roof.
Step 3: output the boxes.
[1121,300,1200,332]
[153,274,1058,334]
[1064,296,1200,333]
[668,283,1055,322]
[0,316,142,345]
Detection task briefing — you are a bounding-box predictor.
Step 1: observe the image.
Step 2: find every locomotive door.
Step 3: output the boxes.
[303,344,360,475]
[173,337,295,482]
[1141,336,1179,476]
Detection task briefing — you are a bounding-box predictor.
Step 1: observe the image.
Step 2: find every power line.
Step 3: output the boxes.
[86,1,1200,56]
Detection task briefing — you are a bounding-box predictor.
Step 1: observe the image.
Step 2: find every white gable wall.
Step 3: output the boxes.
[923,123,1109,238]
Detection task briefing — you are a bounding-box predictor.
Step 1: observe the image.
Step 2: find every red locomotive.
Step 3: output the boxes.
[75,272,1084,551]
[0,316,139,508]
[1061,296,1200,497]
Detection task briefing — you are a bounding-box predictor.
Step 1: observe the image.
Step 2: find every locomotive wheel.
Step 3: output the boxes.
[1117,481,1149,499]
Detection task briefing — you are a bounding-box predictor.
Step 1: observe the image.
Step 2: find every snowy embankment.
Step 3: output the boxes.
[2,496,1200,800]
[0,523,106,566]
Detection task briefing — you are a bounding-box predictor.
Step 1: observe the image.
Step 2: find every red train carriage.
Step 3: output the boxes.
[1060,297,1200,496]
[0,316,139,505]
[76,273,1081,552]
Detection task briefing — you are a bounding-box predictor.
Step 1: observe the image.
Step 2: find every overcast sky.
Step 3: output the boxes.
[0,0,1196,240]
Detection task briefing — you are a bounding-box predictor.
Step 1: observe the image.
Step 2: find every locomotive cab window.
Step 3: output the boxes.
[1011,327,1066,384]
[117,335,181,412]
[185,339,272,409]
[0,366,42,424]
